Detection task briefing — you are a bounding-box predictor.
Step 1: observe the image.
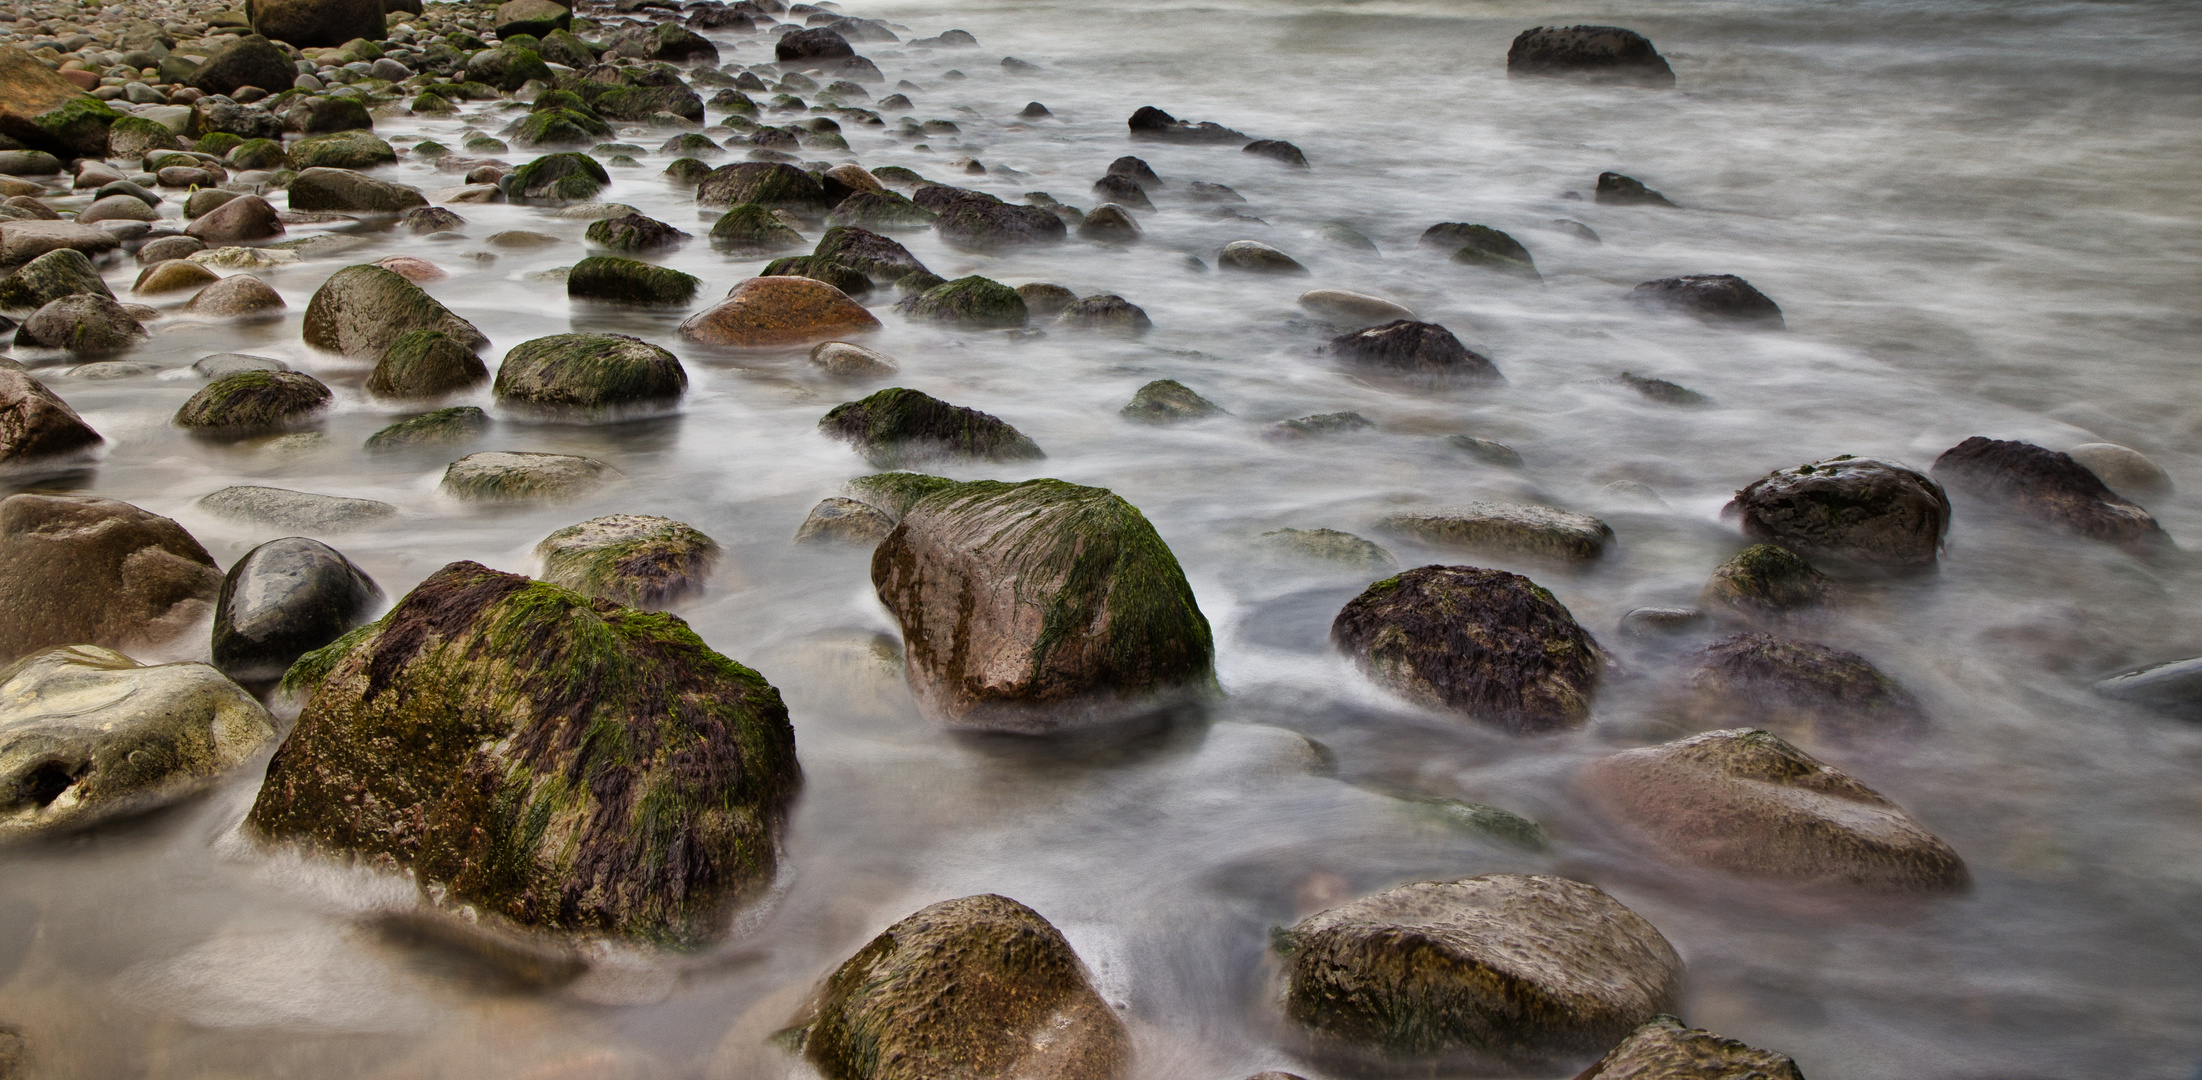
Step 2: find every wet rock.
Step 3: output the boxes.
[2095,657,2202,711]
[1126,105,1247,144]
[199,485,396,532]
[776,26,854,63]
[285,130,395,171]
[181,193,283,244]
[586,212,690,254]
[185,275,286,318]
[607,22,719,65]
[1632,275,1783,327]
[763,257,872,298]
[793,894,1128,1080]
[16,295,146,355]
[1596,172,1674,207]
[794,497,895,544]
[1272,412,1373,439]
[920,187,1066,252]
[193,353,287,378]
[365,406,489,452]
[76,195,160,227]
[1725,456,1949,572]
[1931,436,2167,548]
[495,0,573,39]
[696,161,829,212]
[211,537,381,684]
[0,248,112,311]
[1121,379,1221,423]
[1686,632,1924,742]
[1422,223,1537,277]
[136,236,207,266]
[1056,294,1151,332]
[1107,156,1160,186]
[820,387,1042,467]
[466,45,554,93]
[249,0,384,47]
[0,359,99,464]
[536,514,717,608]
[303,265,487,357]
[1449,435,1523,467]
[812,226,930,283]
[132,260,221,296]
[441,451,619,503]
[1507,25,1675,87]
[1015,283,1076,319]
[0,644,275,842]
[0,222,120,266]
[1090,174,1152,210]
[872,478,1213,731]
[368,330,487,398]
[708,204,805,253]
[247,560,798,944]
[504,152,608,205]
[1379,503,1613,563]
[0,494,222,663]
[403,207,467,235]
[1327,320,1502,385]
[1299,289,1413,325]
[1331,565,1603,732]
[287,168,427,214]
[1217,240,1307,275]
[0,49,117,158]
[1078,204,1142,242]
[190,34,296,95]
[1576,1016,1802,1080]
[495,333,687,414]
[825,191,938,231]
[565,256,702,307]
[187,98,282,142]
[174,370,332,432]
[1619,607,1708,638]
[1617,372,1706,405]
[1245,139,1307,167]
[372,256,446,284]
[1700,544,1831,620]
[898,275,1026,329]
[2065,442,2172,499]
[1258,528,1394,573]
[678,276,881,348]
[1276,875,1682,1068]
[809,340,898,379]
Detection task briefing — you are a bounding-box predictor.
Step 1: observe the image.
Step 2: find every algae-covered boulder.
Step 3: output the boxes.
[794,497,896,544]
[1121,379,1221,423]
[174,369,332,432]
[826,191,937,231]
[1258,528,1397,573]
[536,514,717,608]
[761,256,871,298]
[182,194,283,243]
[0,645,275,842]
[285,129,396,170]
[1576,1016,1802,1080]
[820,387,1043,468]
[304,265,488,357]
[678,276,881,348]
[1331,565,1602,733]
[506,152,609,204]
[0,45,120,157]
[587,211,691,253]
[1379,502,1612,563]
[812,226,930,283]
[365,406,489,452]
[15,295,144,355]
[871,478,1214,731]
[1055,294,1150,332]
[287,168,427,213]
[924,189,1067,252]
[0,248,111,312]
[1581,727,1967,892]
[495,0,572,40]
[898,275,1026,329]
[1931,435,2167,549]
[510,108,612,148]
[211,537,381,685]
[793,894,1129,1080]
[845,471,960,519]
[1725,456,1947,572]
[1507,25,1675,87]
[1276,874,1682,1071]
[466,45,554,92]
[566,256,702,306]
[494,333,688,414]
[1633,275,1782,326]
[247,560,800,944]
[1685,632,1923,743]
[442,451,619,502]
[696,161,830,212]
[0,494,222,664]
[1700,543,1831,620]
[708,204,805,253]
[1328,320,1503,385]
[0,360,100,464]
[367,330,488,399]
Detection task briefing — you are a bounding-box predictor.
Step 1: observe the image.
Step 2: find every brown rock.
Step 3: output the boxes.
[132,259,220,295]
[0,220,120,265]
[16,294,146,354]
[183,193,284,244]
[1685,632,1923,743]
[676,275,880,348]
[374,254,446,282]
[0,46,114,156]
[1725,457,1948,572]
[0,494,222,664]
[1931,436,2168,549]
[185,274,286,317]
[1575,1015,1804,1080]
[0,358,100,464]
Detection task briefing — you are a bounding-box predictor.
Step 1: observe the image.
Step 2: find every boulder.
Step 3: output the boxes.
[303,265,487,356]
[697,162,830,214]
[1327,319,1502,385]
[566,256,702,307]
[182,193,284,245]
[137,236,207,266]
[1125,105,1247,144]
[0,248,112,311]
[809,340,898,379]
[0,359,99,464]
[285,129,395,170]
[761,256,871,297]
[211,537,381,685]
[871,478,1214,731]
[198,485,396,531]
[794,497,895,544]
[708,204,806,253]
[0,644,274,841]
[1016,283,1076,319]
[1685,632,1924,742]
[466,45,554,92]
[0,45,119,157]
[1426,223,1538,278]
[1056,294,1151,332]
[812,226,929,282]
[511,108,610,148]
[249,0,384,47]
[898,275,1026,328]
[1245,139,1308,167]
[1700,544,1831,619]
[0,221,120,265]
[792,895,1128,1080]
[1380,502,1611,562]
[287,95,375,137]
[607,23,718,65]
[494,333,688,414]
[1299,289,1415,325]
[0,494,223,663]
[1930,436,2167,548]
[1617,372,1706,405]
[1122,380,1222,423]
[587,211,691,253]
[1276,875,1683,1069]
[367,330,487,398]
[1077,204,1142,243]
[402,207,467,235]
[845,471,961,519]
[189,34,295,95]
[820,163,886,199]
[75,195,160,227]
[495,0,571,39]
[535,514,717,607]
[825,190,938,231]
[1582,728,1967,891]
[441,451,619,502]
[1450,435,1524,467]
[364,406,489,452]
[776,27,854,64]
[917,186,1065,252]
[1258,528,1395,573]
[1506,25,1675,87]
[0,151,64,176]
[678,276,881,348]
[820,387,1043,468]
[505,152,608,204]
[246,561,799,944]
[187,98,282,141]
[1331,565,1602,733]
[15,295,145,354]
[1090,174,1152,209]
[1217,240,1306,274]
[1576,1016,1803,1080]
[183,274,286,317]
[1724,457,1949,572]
[1633,275,1783,327]
[1596,172,1674,207]
[287,168,426,213]
[193,353,288,378]
[174,370,332,432]
[2065,442,2172,499]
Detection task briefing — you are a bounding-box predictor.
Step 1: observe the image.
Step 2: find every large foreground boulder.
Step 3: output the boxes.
[1724,457,1948,572]
[211,537,381,685]
[1576,1016,1804,1080]
[1931,436,2167,549]
[1685,632,1923,743]
[819,388,1042,467]
[1327,320,1502,385]
[249,0,385,48]
[0,359,100,464]
[871,478,1214,731]
[536,515,718,608]
[1506,25,1674,87]
[248,561,801,944]
[0,645,275,842]
[494,333,687,414]
[0,495,222,665]
[0,46,118,156]
[304,265,487,356]
[791,894,1129,1080]
[677,276,880,348]
[1581,728,1968,892]
[1276,874,1682,1071]
[1331,565,1602,733]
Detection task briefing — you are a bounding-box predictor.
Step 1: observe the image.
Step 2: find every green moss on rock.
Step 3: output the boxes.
[694,161,829,211]
[507,152,609,205]
[364,405,490,452]
[820,388,1043,468]
[367,330,487,399]
[709,203,805,253]
[565,257,701,307]
[1700,543,1831,618]
[174,369,333,431]
[32,97,120,158]
[1121,379,1221,423]
[510,108,612,147]
[494,332,688,412]
[897,275,1026,329]
[536,514,718,608]
[845,471,959,519]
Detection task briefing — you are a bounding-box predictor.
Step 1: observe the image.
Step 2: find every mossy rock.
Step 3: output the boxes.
[536,514,718,608]
[537,28,598,68]
[588,84,705,123]
[898,275,1026,329]
[585,212,691,253]
[31,98,120,159]
[871,478,1216,731]
[0,248,111,313]
[824,190,937,231]
[193,131,246,157]
[1257,528,1394,573]
[365,405,489,451]
[465,45,553,91]
[464,136,510,155]
[440,450,621,503]
[285,129,397,170]
[1576,1016,1804,1080]
[664,157,713,186]
[226,137,285,169]
[708,203,804,254]
[410,91,459,115]
[1700,544,1831,619]
[760,257,868,297]
[820,388,1043,468]
[303,265,487,357]
[173,370,332,432]
[694,161,829,212]
[510,108,612,147]
[1683,632,1923,743]
[845,471,959,520]
[367,329,488,399]
[660,132,720,157]
[794,497,896,544]
[1726,457,1949,572]
[107,115,180,158]
[494,332,688,413]
[811,226,929,283]
[566,257,701,307]
[1120,379,1220,423]
[250,560,800,946]
[506,152,610,205]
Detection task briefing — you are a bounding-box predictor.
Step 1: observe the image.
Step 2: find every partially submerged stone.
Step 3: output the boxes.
[1507,25,1675,87]
[898,274,1027,328]
[678,276,881,348]
[1725,457,1948,572]
[1328,320,1503,385]
[496,334,688,416]
[1425,223,1538,278]
[1056,294,1151,332]
[249,561,799,945]
[505,152,610,204]
[174,370,332,432]
[1258,528,1396,573]
[365,406,489,452]
[0,359,101,464]
[1575,1016,1803,1080]
[0,494,222,665]
[1700,544,1832,619]
[707,204,804,253]
[819,387,1043,468]
[1332,565,1602,733]
[1596,172,1675,207]
[1685,632,1924,743]
[566,257,703,307]
[1931,436,2167,549]
[0,645,275,842]
[1299,289,1413,325]
[368,330,488,399]
[184,275,287,318]
[844,471,961,520]
[812,226,930,283]
[2064,442,2172,499]
[0,248,112,311]
[1121,379,1222,423]
[1217,239,1307,274]
[696,161,830,212]
[588,212,691,254]
[793,497,895,545]
[287,168,427,214]
[303,265,487,357]
[872,478,1215,732]
[198,485,397,532]
[808,340,899,379]
[15,294,145,355]
[536,514,719,608]
[1633,275,1783,327]
[442,451,620,503]
[1380,502,1612,562]
[212,537,382,685]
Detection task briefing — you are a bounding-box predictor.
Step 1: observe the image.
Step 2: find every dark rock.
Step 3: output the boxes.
[368,330,487,398]
[1015,283,1075,319]
[1617,371,1706,405]
[898,275,1026,329]
[710,205,806,254]
[249,0,384,47]
[186,97,282,141]
[494,0,572,40]
[190,35,295,95]
[1272,412,1372,438]
[1056,294,1149,332]
[1107,156,1159,185]
[1724,456,1949,571]
[0,494,222,664]
[1422,222,1537,278]
[777,27,853,64]
[1244,139,1306,167]
[15,294,145,354]
[1930,436,2167,548]
[536,514,717,608]
[825,190,938,231]
[1632,275,1783,327]
[1019,101,1052,118]
[1090,173,1151,210]
[136,236,207,265]
[503,152,608,205]
[607,23,719,65]
[812,226,930,282]
[183,192,283,242]
[1596,171,1673,207]
[494,333,687,413]
[566,256,702,306]
[586,212,690,253]
[287,168,427,213]
[1078,204,1141,243]
[1448,435,1523,467]
[761,256,870,297]
[696,161,829,212]
[0,248,111,312]
[1327,320,1502,385]
[212,537,381,685]
[466,45,553,92]
[1126,105,1247,144]
[304,265,486,357]
[1216,240,1305,274]
[1575,1016,1803,1080]
[1686,632,1924,743]
[917,185,1066,252]
[288,97,377,139]
[1507,25,1675,87]
[0,358,99,463]
[1700,544,1831,619]
[820,387,1042,467]
[174,369,331,432]
[364,406,489,452]
[1121,379,1220,423]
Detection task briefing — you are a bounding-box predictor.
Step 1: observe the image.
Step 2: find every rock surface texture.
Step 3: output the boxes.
[0,495,222,664]
[1931,436,2167,549]
[1575,1015,1805,1080]
[211,537,382,685]
[1725,457,1948,572]
[1507,25,1676,87]
[535,514,719,608]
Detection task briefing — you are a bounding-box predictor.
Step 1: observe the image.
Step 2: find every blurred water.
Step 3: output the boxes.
[3,0,2201,1076]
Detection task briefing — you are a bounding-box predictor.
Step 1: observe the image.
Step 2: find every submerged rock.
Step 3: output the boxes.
[0,359,101,464]
[1449,435,1524,468]
[1015,282,1076,319]
[1596,172,1675,207]
[809,341,899,379]
[303,265,487,357]
[2064,442,2172,499]
[1276,875,1682,1069]
[505,152,610,204]
[708,204,805,254]
[248,561,799,945]
[1507,25,1675,87]
[794,497,896,544]
[1332,565,1603,732]
[845,471,962,520]
[15,295,146,355]
[1126,105,1247,143]
[678,276,881,348]
[566,257,702,307]
[1576,1016,1803,1080]
[793,894,1128,1080]
[185,275,286,318]
[1217,240,1307,275]
[1121,380,1222,423]
[2096,657,2202,712]
[1725,457,1948,572]
[1931,436,2167,548]
[0,645,275,842]
[1299,289,1414,325]
[696,161,830,212]
[0,494,222,665]
[920,186,1067,252]
[365,406,489,452]
[287,168,427,214]
[368,330,488,399]
[1056,294,1151,332]
[897,275,1027,328]
[1686,632,1924,742]
[1380,502,1612,562]
[586,211,692,253]
[1245,139,1308,167]
[174,370,331,432]
[442,451,621,502]
[1700,544,1832,619]
[536,514,718,608]
[873,478,1215,731]
[1258,528,1395,573]
[1632,275,1783,327]
[1327,320,1502,385]
[1617,372,1706,405]
[495,334,688,417]
[198,486,397,532]
[1424,223,1538,278]
[820,387,1043,468]
[212,537,381,685]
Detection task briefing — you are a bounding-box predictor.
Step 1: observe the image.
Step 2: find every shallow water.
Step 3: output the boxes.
[5,0,2202,1075]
